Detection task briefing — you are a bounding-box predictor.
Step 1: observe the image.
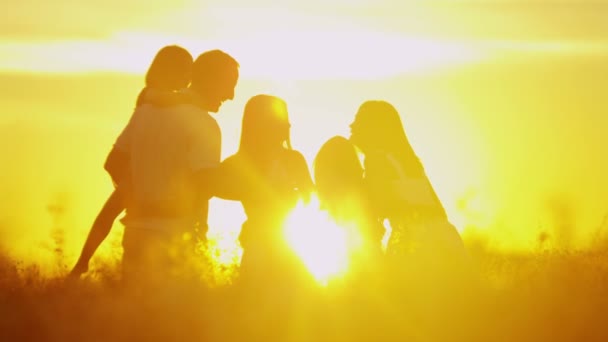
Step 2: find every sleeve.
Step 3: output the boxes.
[188,116,221,172]
[212,156,244,201]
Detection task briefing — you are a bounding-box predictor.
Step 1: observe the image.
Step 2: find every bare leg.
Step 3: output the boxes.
[69,189,124,277]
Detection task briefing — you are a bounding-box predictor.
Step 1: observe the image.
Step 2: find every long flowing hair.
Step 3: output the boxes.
[352,101,424,178]
[238,94,292,166]
[314,136,363,206]
[136,45,193,106]
[352,100,447,219]
[145,45,193,90]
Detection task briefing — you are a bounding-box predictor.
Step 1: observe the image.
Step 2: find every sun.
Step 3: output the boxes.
[205,195,362,286]
[283,194,355,286]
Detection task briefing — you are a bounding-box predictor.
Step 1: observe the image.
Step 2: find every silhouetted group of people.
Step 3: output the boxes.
[68,46,472,334]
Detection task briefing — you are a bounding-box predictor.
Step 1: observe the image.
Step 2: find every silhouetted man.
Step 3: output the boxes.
[107,50,239,282]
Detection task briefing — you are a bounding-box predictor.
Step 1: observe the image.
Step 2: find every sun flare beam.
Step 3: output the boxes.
[284,195,354,286]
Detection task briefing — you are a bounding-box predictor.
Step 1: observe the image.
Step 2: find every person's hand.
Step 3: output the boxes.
[67,260,89,280]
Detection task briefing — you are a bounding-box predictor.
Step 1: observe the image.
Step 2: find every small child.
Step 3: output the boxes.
[314,136,385,257]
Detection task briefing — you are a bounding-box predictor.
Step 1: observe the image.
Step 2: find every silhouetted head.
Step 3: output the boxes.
[239,94,291,161]
[350,101,404,153]
[350,100,423,177]
[145,45,193,91]
[190,50,239,113]
[314,136,364,207]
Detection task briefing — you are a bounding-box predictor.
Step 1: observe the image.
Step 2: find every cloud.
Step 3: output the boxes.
[0,30,485,79]
[0,0,606,79]
[1,28,607,80]
[0,0,196,39]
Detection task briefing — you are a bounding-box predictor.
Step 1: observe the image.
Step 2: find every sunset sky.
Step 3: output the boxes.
[1,0,607,268]
[2,1,607,75]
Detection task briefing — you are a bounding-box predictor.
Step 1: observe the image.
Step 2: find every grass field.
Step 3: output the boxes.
[2,233,608,342]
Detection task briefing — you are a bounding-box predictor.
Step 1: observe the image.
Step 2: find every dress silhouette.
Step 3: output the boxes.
[215,95,314,283]
[214,95,315,340]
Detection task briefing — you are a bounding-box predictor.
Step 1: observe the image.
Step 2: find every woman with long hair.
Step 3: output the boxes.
[214,94,314,340]
[216,94,314,280]
[69,45,193,277]
[349,100,468,272]
[349,100,473,338]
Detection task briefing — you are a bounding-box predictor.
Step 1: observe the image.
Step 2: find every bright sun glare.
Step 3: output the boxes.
[205,195,369,287]
[284,194,357,286]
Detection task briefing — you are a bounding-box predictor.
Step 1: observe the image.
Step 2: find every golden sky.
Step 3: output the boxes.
[2,0,606,75]
[0,0,607,266]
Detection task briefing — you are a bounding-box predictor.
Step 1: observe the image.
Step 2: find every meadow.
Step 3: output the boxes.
[1,226,608,341]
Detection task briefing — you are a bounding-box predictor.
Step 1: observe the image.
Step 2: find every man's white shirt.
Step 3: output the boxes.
[114,96,220,233]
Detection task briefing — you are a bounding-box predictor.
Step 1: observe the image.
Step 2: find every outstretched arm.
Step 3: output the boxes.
[210,158,244,201]
[69,189,124,277]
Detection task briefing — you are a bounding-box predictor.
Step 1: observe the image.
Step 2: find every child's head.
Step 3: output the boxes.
[314,136,364,207]
[145,45,193,91]
[239,94,291,161]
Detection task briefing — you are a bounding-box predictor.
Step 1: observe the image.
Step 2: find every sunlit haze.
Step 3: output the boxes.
[1,0,607,275]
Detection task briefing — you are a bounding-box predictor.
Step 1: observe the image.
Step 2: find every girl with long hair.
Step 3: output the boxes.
[313,136,385,258]
[214,94,314,340]
[216,94,314,280]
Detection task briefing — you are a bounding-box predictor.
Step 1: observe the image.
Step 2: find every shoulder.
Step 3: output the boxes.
[127,104,162,126]
[138,88,167,106]
[222,154,249,168]
[221,154,239,166]
[284,149,307,164]
[138,88,194,107]
[201,111,220,131]
[219,154,247,176]
[172,105,219,131]
[283,150,310,170]
[186,105,216,125]
[284,150,312,180]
